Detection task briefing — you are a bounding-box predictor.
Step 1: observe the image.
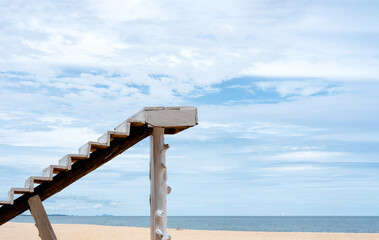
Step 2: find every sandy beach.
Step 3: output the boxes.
[0,222,378,240]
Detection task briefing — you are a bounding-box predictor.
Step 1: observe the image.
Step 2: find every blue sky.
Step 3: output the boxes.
[0,0,378,216]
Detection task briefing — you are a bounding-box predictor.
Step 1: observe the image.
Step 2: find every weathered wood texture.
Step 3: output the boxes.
[0,125,152,225]
[146,109,197,128]
[150,127,170,240]
[28,195,57,240]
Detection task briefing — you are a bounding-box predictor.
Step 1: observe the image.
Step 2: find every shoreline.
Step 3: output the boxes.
[1,222,379,240]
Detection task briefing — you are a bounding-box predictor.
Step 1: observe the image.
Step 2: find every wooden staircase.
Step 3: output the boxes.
[0,106,197,227]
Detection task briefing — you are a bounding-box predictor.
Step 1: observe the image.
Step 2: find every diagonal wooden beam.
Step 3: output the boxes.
[28,195,57,240]
[0,125,152,225]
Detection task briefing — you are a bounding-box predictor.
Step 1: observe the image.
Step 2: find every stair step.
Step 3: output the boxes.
[71,154,88,161]
[90,143,108,151]
[52,165,68,174]
[78,141,108,155]
[42,165,69,178]
[114,121,131,134]
[110,131,129,138]
[12,187,33,194]
[98,131,129,144]
[33,177,50,184]
[25,176,51,188]
[58,154,88,170]
[0,201,11,205]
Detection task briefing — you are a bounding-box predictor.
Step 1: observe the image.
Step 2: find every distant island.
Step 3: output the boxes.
[20,214,113,217]
[20,214,71,216]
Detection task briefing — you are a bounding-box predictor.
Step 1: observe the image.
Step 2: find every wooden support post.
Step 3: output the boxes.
[150,127,171,240]
[28,195,57,240]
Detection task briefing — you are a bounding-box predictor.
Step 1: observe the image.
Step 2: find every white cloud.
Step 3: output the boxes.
[253,80,343,97]
[0,126,100,148]
[93,204,102,209]
[261,151,368,163]
[88,0,167,22]
[197,121,233,129]
[0,154,61,168]
[38,115,77,125]
[265,166,323,172]
[46,203,83,211]
[0,113,15,121]
[101,154,149,172]
[242,60,379,80]
[0,0,377,103]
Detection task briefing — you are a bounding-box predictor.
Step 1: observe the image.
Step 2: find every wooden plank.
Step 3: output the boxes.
[28,195,57,240]
[0,125,152,225]
[146,109,197,127]
[126,107,198,129]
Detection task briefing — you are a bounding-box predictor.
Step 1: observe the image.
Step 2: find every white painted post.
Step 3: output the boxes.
[150,127,171,240]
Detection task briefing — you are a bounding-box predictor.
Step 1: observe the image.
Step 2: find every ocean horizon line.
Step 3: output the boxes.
[19,214,379,217]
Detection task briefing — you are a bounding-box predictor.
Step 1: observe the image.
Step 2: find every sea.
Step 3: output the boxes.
[10,216,379,233]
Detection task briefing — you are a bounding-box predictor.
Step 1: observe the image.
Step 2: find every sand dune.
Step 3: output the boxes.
[1,222,378,240]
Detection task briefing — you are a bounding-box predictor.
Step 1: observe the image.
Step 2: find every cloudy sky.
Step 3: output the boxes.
[0,0,378,216]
